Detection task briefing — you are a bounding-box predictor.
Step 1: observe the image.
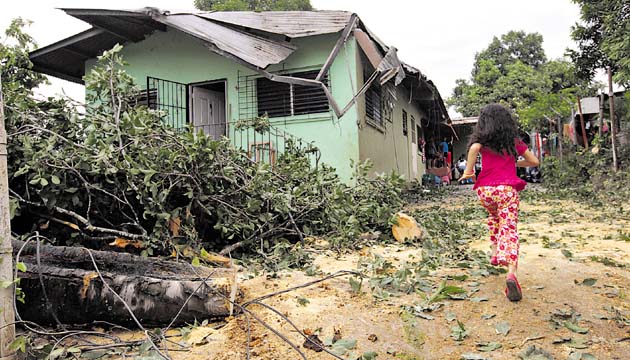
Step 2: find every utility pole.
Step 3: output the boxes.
[0,77,16,359]
[608,67,618,172]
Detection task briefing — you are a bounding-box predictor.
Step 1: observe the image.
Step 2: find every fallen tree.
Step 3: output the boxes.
[3,32,404,258]
[14,239,239,327]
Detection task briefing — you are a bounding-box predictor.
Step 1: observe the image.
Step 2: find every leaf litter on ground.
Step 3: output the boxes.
[495,321,511,336]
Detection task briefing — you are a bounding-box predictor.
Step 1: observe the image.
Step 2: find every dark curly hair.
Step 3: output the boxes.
[468,104,519,158]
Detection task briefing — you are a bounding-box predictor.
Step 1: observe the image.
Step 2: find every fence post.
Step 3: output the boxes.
[0,76,17,360]
[608,67,618,172]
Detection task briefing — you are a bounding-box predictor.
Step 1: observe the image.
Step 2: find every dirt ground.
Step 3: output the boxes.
[165,186,630,360]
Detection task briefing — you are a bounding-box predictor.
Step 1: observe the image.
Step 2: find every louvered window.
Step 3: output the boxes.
[257,70,329,118]
[364,67,382,126]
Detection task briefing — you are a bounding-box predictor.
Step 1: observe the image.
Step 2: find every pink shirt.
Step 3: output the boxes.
[473,139,529,191]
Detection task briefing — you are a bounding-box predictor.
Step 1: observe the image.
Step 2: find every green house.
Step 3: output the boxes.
[30,7,453,182]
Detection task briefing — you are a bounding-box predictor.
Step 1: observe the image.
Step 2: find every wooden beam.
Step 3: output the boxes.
[0,74,16,360]
[317,14,358,81]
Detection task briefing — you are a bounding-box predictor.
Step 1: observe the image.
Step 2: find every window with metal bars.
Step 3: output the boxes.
[364,67,382,126]
[129,88,157,109]
[256,70,329,118]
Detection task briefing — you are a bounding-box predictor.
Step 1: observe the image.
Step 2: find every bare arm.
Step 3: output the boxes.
[459,143,481,181]
[516,150,540,168]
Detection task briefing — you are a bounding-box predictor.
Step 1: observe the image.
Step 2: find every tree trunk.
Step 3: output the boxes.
[14,240,240,327]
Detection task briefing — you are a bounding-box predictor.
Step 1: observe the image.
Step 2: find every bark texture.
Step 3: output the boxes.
[14,240,240,327]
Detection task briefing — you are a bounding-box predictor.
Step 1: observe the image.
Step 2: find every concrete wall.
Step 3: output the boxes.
[356,58,427,180]
[452,124,474,163]
[86,28,361,182]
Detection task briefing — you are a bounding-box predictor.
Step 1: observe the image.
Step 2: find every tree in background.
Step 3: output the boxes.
[194,0,313,11]
[569,0,630,86]
[449,30,587,129]
[472,31,546,77]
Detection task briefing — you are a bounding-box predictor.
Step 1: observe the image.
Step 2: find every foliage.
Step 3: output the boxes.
[569,0,630,85]
[194,0,313,11]
[472,31,546,77]
[0,18,47,114]
[542,137,630,203]
[449,30,589,129]
[4,27,404,259]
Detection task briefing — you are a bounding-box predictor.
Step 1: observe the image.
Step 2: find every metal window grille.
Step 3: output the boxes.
[147,76,189,130]
[364,68,382,125]
[255,70,330,118]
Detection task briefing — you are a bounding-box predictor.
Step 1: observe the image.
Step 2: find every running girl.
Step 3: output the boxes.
[459,104,539,302]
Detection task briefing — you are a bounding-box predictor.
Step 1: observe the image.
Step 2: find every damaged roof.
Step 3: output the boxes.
[29,7,449,121]
[197,11,353,38]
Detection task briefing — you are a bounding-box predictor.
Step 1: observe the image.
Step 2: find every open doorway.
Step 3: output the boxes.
[190,80,227,140]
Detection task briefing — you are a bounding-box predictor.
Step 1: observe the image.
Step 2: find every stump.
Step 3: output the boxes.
[13,240,240,327]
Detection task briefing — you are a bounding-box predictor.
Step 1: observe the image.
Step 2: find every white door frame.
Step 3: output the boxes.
[189,79,228,137]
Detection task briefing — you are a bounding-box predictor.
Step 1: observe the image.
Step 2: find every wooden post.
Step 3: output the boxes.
[0,77,16,359]
[577,95,589,150]
[557,117,563,164]
[597,91,606,139]
[608,67,618,172]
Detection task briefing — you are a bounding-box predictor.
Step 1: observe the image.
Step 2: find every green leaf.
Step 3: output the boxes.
[567,337,589,349]
[451,320,468,341]
[581,278,597,286]
[495,321,511,336]
[561,249,573,258]
[8,336,26,353]
[349,277,362,293]
[296,296,310,306]
[460,353,487,360]
[445,312,457,322]
[360,351,378,360]
[470,297,488,303]
[16,262,27,272]
[51,175,61,185]
[80,349,111,359]
[48,348,66,359]
[39,177,49,186]
[330,338,357,356]
[0,280,15,289]
[476,341,502,352]
[564,321,589,334]
[191,257,200,267]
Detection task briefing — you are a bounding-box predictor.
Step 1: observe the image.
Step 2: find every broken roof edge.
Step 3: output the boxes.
[30,27,105,60]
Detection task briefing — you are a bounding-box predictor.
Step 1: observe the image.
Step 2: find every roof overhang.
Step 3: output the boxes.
[29,7,301,84]
[29,7,451,123]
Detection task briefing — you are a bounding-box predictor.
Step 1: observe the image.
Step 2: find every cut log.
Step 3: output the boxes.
[13,240,241,327]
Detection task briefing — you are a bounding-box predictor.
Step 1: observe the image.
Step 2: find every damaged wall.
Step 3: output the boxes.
[357,61,427,181]
[85,28,362,182]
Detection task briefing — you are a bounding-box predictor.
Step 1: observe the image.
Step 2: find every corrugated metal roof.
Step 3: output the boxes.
[157,13,296,68]
[28,7,450,123]
[197,11,353,38]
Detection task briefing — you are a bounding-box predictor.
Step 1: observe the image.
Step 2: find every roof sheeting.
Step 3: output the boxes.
[197,11,353,38]
[156,13,296,68]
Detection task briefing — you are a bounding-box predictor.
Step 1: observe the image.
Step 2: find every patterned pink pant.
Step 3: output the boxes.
[476,185,520,266]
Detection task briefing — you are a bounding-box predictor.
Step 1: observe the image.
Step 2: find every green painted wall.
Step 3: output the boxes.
[86,28,361,182]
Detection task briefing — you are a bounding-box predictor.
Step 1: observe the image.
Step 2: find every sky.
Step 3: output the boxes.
[0,0,585,114]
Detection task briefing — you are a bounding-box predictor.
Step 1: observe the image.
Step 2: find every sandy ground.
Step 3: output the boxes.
[109,188,630,359]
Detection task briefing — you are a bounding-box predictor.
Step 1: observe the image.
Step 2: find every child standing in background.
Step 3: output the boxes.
[459,104,539,302]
